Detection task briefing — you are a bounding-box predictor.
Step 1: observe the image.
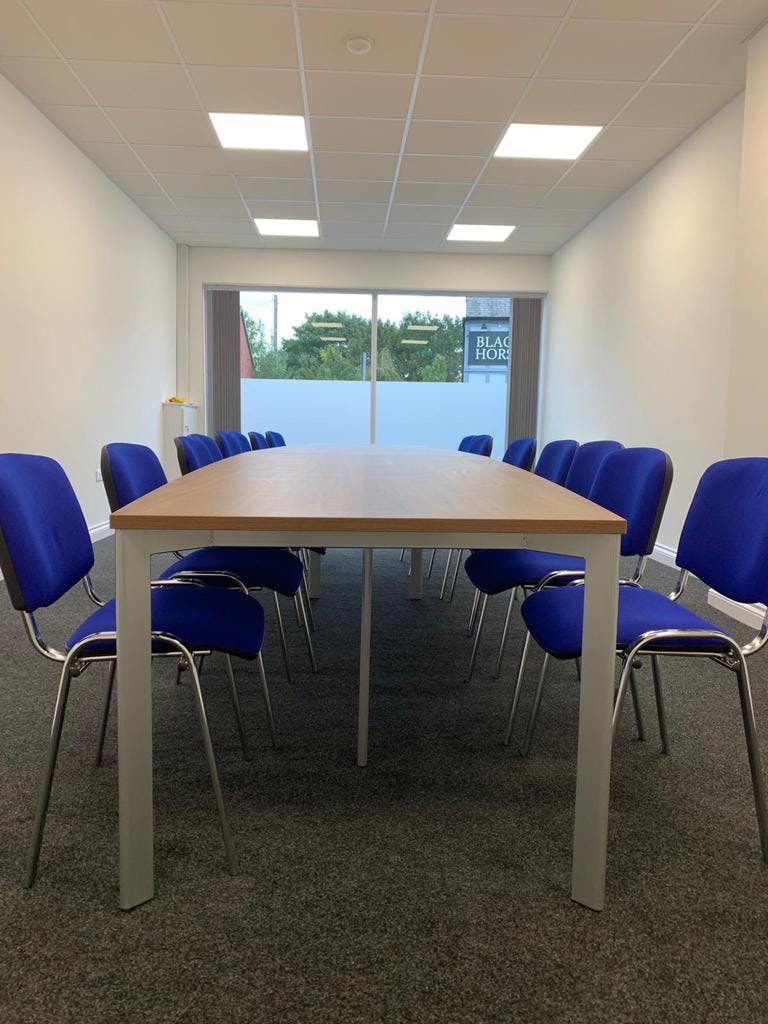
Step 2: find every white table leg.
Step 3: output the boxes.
[116,529,154,910]
[571,533,620,911]
[408,548,423,600]
[357,548,373,767]
[307,549,322,600]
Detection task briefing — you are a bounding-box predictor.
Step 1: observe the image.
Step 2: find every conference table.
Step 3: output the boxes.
[111,446,625,913]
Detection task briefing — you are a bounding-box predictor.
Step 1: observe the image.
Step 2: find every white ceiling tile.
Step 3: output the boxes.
[78,141,146,172]
[189,67,304,115]
[0,56,90,104]
[300,0,430,9]
[706,0,768,26]
[405,121,502,156]
[131,195,181,218]
[223,150,313,177]
[321,221,384,239]
[157,172,239,197]
[106,108,218,147]
[413,76,526,122]
[458,205,530,223]
[394,181,469,204]
[655,25,750,84]
[616,82,742,127]
[174,196,246,217]
[25,0,176,61]
[246,200,317,219]
[107,170,164,196]
[398,153,484,181]
[506,207,595,228]
[424,16,559,77]
[237,177,315,200]
[311,117,404,153]
[314,152,397,179]
[559,159,650,188]
[134,144,229,173]
[585,124,690,160]
[515,80,638,125]
[172,233,264,247]
[41,104,122,143]
[316,179,391,202]
[157,214,257,234]
[300,10,426,73]
[389,205,458,223]
[320,238,382,250]
[307,72,414,118]
[384,222,449,239]
[437,0,569,13]
[572,0,711,20]
[163,2,297,67]
[0,2,57,57]
[539,20,688,81]
[469,184,551,206]
[480,158,572,186]
[540,186,621,209]
[512,224,576,244]
[71,61,199,110]
[319,203,388,221]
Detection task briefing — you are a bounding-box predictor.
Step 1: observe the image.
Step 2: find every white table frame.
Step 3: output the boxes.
[116,527,619,913]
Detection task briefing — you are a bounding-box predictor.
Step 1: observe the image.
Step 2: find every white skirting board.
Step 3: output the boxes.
[0,520,112,584]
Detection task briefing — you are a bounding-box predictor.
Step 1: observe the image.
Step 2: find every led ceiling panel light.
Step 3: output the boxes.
[494,123,602,160]
[210,113,308,151]
[447,224,515,243]
[254,218,319,237]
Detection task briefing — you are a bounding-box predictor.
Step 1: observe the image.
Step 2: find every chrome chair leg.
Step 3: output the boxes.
[427,548,437,578]
[574,657,581,681]
[629,667,645,742]
[439,550,454,600]
[272,591,292,683]
[296,589,318,673]
[465,593,488,682]
[612,658,633,738]
[651,655,670,754]
[300,577,316,633]
[224,655,251,761]
[175,660,184,685]
[448,548,464,601]
[734,656,768,862]
[186,653,237,874]
[493,588,517,679]
[94,661,116,767]
[399,548,405,562]
[521,653,551,757]
[504,631,532,746]
[257,652,277,750]
[25,653,77,887]
[196,654,206,676]
[467,588,480,635]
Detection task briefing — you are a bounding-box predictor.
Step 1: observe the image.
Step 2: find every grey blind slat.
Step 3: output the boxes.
[205,290,241,434]
[508,298,543,443]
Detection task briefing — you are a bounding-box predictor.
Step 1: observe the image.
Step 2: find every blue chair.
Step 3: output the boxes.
[438,434,495,594]
[467,434,493,457]
[249,431,269,451]
[502,437,536,470]
[216,431,252,457]
[0,453,277,885]
[265,431,286,448]
[464,440,626,680]
[511,458,768,864]
[533,439,579,485]
[175,433,222,474]
[506,447,673,750]
[458,435,475,452]
[103,443,317,682]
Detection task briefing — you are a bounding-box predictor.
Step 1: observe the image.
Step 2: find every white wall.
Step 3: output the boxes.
[184,246,549,424]
[0,74,177,529]
[541,96,744,552]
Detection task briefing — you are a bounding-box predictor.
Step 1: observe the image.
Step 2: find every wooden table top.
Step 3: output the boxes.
[110,446,627,536]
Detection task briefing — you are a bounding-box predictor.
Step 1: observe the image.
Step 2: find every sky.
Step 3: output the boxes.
[240,290,467,347]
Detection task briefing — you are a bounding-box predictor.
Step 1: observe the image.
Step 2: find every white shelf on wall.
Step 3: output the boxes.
[162,402,197,479]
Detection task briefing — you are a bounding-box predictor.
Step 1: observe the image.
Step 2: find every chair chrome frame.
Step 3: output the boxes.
[504,568,768,862]
[21,576,276,888]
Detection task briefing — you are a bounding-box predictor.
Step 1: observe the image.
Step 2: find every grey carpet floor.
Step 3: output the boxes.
[1,543,767,1024]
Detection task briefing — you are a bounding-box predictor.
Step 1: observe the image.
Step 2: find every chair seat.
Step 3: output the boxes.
[465,549,585,595]
[521,584,728,660]
[159,546,303,597]
[67,586,265,660]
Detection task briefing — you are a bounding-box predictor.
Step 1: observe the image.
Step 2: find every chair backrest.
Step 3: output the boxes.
[249,431,269,451]
[101,443,167,513]
[468,434,493,457]
[0,454,94,613]
[677,458,768,605]
[534,439,579,485]
[564,440,623,498]
[458,435,475,452]
[174,433,223,475]
[589,447,673,557]
[265,431,286,448]
[216,431,251,457]
[502,437,536,470]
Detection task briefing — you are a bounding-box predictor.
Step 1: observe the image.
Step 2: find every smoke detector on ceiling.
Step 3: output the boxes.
[346,35,374,55]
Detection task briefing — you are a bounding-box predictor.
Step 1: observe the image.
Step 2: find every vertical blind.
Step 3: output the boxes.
[508,297,543,442]
[205,289,241,434]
